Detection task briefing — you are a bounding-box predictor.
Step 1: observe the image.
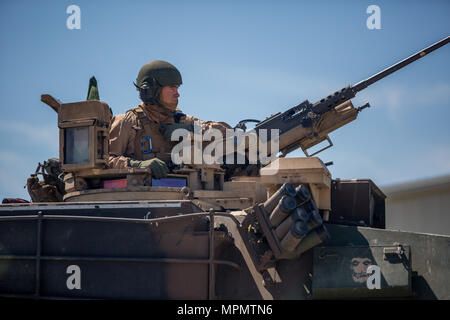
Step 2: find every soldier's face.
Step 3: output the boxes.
[159,85,180,109]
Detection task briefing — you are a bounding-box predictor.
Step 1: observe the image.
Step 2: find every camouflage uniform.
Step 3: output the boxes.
[108,103,231,168]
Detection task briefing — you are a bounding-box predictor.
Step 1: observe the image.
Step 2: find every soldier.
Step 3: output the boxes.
[108,60,231,178]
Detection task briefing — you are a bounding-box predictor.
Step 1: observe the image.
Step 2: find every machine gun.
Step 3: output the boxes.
[250,36,449,158]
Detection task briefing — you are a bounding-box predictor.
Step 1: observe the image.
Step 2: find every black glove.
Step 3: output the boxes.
[128,158,169,179]
[160,123,193,141]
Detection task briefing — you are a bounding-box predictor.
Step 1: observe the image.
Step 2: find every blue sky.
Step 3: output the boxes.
[0,0,449,200]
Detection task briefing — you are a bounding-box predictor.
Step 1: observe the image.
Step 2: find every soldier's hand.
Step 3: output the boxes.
[128,158,169,179]
[161,123,193,141]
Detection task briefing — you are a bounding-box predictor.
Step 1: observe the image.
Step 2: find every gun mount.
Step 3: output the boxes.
[251,36,450,157]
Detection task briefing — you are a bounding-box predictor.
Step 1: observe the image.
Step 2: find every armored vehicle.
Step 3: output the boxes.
[0,37,449,300]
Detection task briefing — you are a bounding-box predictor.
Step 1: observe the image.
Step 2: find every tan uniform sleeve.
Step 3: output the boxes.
[183,114,232,135]
[182,114,232,156]
[107,113,137,168]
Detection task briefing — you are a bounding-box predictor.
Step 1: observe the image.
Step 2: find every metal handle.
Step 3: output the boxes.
[303,135,333,157]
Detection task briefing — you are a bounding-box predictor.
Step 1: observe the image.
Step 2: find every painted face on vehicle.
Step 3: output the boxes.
[350,257,372,283]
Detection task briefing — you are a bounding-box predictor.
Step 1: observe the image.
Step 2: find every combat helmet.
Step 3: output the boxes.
[135,60,182,105]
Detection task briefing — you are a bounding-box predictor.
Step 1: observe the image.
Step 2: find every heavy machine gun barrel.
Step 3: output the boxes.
[253,36,449,157]
[311,36,449,115]
[352,36,449,93]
